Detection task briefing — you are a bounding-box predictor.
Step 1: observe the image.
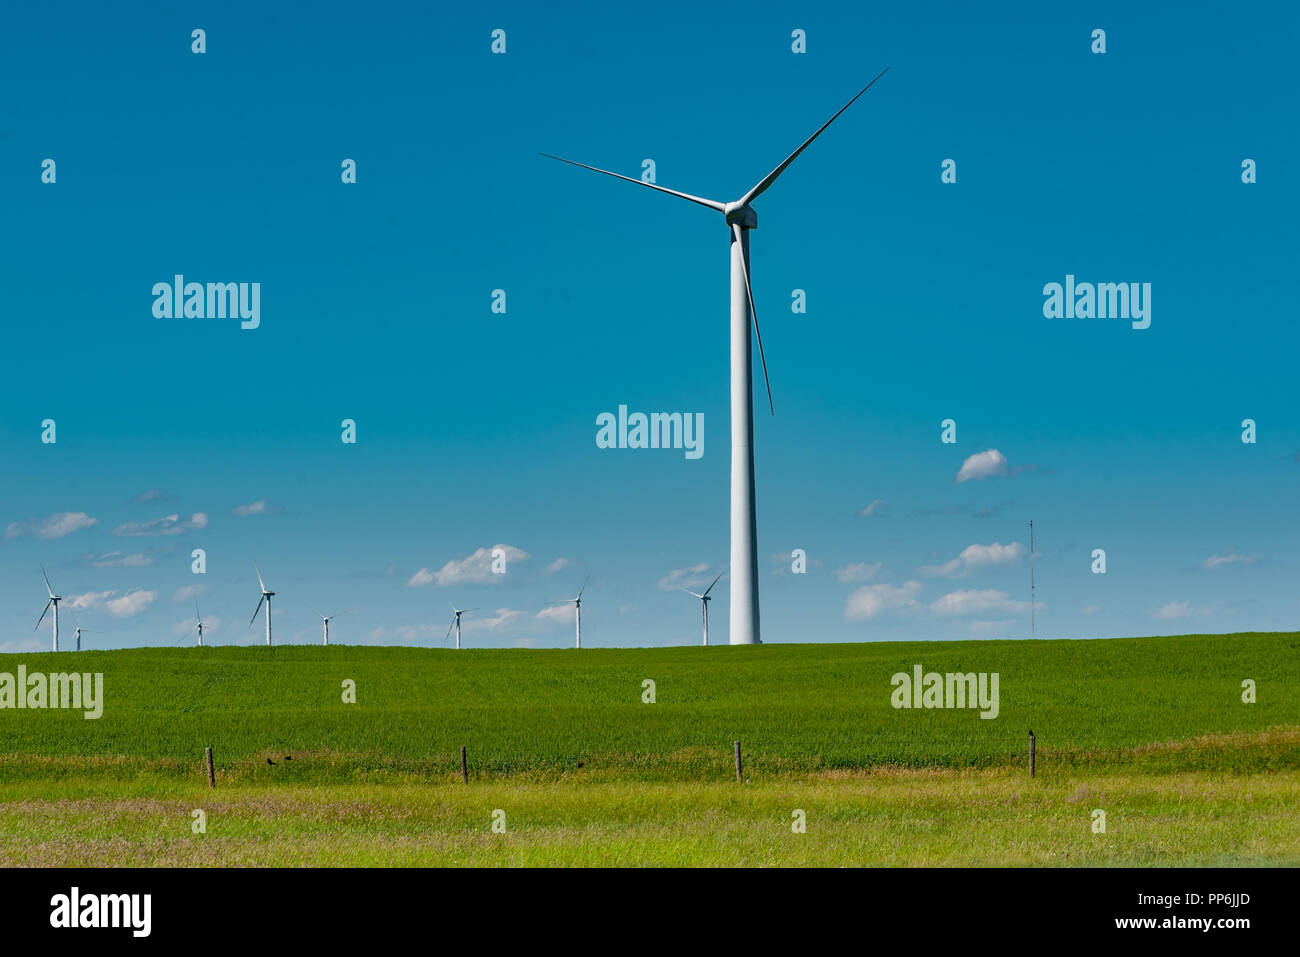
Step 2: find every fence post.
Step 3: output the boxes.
[1029,730,1036,778]
[733,740,743,783]
[461,746,468,784]
[205,746,215,788]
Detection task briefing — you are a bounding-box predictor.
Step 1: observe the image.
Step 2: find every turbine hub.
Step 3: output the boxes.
[723,202,757,228]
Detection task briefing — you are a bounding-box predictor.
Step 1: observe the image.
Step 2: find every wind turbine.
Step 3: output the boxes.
[319,609,346,646]
[181,599,206,646]
[543,68,889,645]
[445,604,476,650]
[681,570,725,646]
[71,612,90,652]
[249,563,275,646]
[35,565,61,652]
[549,576,589,648]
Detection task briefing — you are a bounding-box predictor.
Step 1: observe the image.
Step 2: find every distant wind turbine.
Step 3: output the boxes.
[71,612,91,652]
[446,604,476,650]
[543,68,889,645]
[320,609,346,646]
[549,576,589,648]
[35,565,62,652]
[681,570,725,646]
[181,599,206,646]
[249,563,275,645]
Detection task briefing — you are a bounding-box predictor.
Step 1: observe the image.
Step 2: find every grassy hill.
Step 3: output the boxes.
[3,633,1297,784]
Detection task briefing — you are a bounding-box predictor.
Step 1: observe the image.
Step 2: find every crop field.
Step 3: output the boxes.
[1,633,1297,865]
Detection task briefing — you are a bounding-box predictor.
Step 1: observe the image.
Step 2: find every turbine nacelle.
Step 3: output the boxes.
[723,202,757,228]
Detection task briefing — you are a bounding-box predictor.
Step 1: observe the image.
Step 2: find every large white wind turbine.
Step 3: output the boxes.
[681,570,725,646]
[548,576,589,648]
[544,69,888,645]
[249,563,275,645]
[35,565,62,652]
[446,604,476,650]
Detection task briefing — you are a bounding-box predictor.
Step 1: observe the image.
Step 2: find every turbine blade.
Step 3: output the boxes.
[739,68,889,207]
[733,223,774,414]
[40,564,55,597]
[578,575,590,599]
[249,594,265,628]
[446,618,456,640]
[35,599,52,630]
[540,153,726,212]
[195,598,201,622]
[254,562,267,593]
[703,570,725,597]
[680,587,704,599]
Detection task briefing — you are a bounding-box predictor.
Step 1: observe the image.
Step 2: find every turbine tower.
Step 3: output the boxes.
[543,68,888,644]
[549,576,589,648]
[71,612,90,652]
[681,570,725,646]
[320,609,346,645]
[250,563,275,646]
[446,604,476,650]
[35,565,61,652]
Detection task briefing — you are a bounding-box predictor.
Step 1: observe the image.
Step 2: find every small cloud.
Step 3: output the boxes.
[1151,600,1218,620]
[545,557,571,575]
[833,561,882,584]
[407,568,435,587]
[112,513,208,537]
[232,500,282,517]
[91,551,153,568]
[66,590,114,611]
[657,563,716,591]
[1080,604,1101,615]
[172,584,209,603]
[129,489,170,505]
[931,589,1029,617]
[858,499,887,518]
[1202,551,1260,571]
[955,449,1009,484]
[413,544,530,587]
[536,604,575,627]
[465,608,524,633]
[845,581,922,621]
[920,541,1025,578]
[105,589,156,618]
[5,511,99,541]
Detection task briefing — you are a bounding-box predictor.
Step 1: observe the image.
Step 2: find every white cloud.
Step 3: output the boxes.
[406,568,435,587]
[545,557,571,575]
[106,589,156,617]
[92,551,153,568]
[464,608,524,633]
[1151,600,1218,620]
[536,604,576,627]
[5,511,99,541]
[112,513,208,536]
[410,545,530,587]
[845,581,922,621]
[66,590,115,610]
[172,584,209,603]
[920,541,1025,578]
[833,561,882,584]
[1080,604,1101,615]
[1202,552,1259,571]
[0,638,45,654]
[232,500,281,517]
[129,489,170,505]
[931,589,1028,617]
[858,499,887,518]
[955,449,1009,483]
[657,563,718,591]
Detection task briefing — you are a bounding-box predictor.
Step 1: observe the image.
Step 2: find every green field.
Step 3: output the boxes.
[1,634,1298,865]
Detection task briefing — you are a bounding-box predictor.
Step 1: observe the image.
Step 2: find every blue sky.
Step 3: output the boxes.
[1,1,1296,651]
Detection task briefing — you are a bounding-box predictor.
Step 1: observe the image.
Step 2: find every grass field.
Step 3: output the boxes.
[1,633,1298,865]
